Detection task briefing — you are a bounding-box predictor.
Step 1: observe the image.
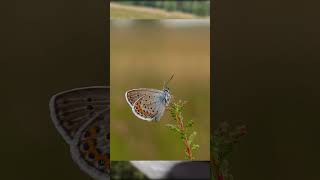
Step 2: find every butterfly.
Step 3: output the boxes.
[49,86,110,180]
[125,75,174,122]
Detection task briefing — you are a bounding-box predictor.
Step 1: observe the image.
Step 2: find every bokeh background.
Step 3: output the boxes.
[111,161,148,180]
[213,0,320,179]
[110,0,210,19]
[1,0,108,179]
[110,20,210,160]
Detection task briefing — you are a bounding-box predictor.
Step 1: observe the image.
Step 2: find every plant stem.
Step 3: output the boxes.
[167,101,199,160]
[175,111,193,159]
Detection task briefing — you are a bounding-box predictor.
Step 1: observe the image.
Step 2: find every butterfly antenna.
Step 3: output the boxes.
[164,74,175,88]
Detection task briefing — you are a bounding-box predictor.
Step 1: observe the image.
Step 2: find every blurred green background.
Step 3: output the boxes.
[110,0,210,19]
[111,3,196,19]
[110,20,210,160]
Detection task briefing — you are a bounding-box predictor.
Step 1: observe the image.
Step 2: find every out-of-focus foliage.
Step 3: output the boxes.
[110,3,196,19]
[111,161,148,180]
[111,0,210,17]
[211,122,248,180]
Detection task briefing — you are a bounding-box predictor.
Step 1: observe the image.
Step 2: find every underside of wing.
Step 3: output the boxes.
[125,88,163,107]
[49,86,109,143]
[131,95,166,122]
[71,109,110,180]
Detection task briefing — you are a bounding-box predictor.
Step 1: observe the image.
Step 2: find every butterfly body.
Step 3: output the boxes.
[125,87,171,122]
[49,86,109,180]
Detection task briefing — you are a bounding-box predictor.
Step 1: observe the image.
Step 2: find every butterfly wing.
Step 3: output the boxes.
[71,109,110,180]
[125,88,163,107]
[49,86,109,143]
[131,91,167,121]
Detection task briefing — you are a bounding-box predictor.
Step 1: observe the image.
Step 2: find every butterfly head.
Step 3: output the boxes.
[162,75,174,106]
[163,88,171,106]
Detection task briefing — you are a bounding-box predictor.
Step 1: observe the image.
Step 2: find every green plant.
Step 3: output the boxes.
[211,121,247,180]
[166,100,199,160]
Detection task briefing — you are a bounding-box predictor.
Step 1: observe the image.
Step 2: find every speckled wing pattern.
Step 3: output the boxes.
[71,109,109,180]
[125,88,166,121]
[50,86,109,143]
[49,86,109,180]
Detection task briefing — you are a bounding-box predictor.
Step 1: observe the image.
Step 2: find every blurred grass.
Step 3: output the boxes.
[110,20,210,160]
[111,3,197,19]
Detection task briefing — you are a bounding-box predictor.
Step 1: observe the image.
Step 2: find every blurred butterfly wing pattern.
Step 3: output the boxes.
[49,86,109,180]
[125,88,167,121]
[71,109,110,180]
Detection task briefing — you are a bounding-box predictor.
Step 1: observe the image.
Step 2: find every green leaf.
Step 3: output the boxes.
[165,124,182,135]
[188,131,197,145]
[186,120,194,128]
[191,144,200,151]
